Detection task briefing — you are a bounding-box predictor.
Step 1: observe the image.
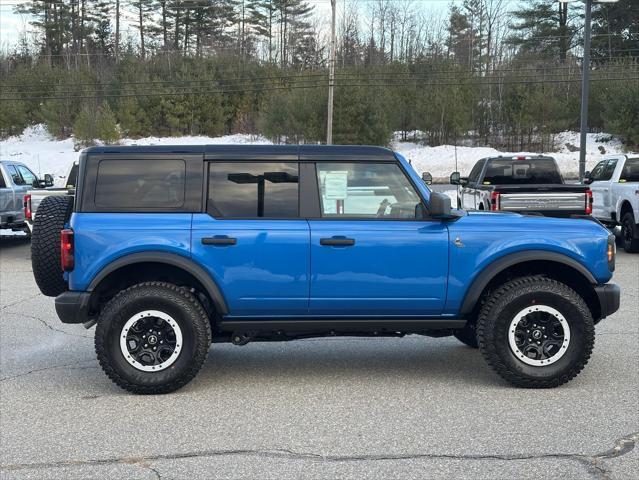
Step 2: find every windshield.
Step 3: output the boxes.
[620,158,639,183]
[483,158,563,185]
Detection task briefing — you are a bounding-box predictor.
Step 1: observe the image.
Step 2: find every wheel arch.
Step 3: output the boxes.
[460,251,601,321]
[619,199,634,219]
[87,252,228,317]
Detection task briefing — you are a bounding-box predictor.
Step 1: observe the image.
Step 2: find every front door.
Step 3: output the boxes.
[589,158,617,219]
[191,161,310,317]
[309,162,449,316]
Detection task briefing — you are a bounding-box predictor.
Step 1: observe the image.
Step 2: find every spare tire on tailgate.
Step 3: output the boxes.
[31,195,74,297]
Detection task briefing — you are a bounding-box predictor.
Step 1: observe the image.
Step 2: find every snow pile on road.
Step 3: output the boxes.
[0,125,632,186]
[393,131,627,180]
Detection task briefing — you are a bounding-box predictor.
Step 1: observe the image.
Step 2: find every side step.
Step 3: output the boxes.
[218,318,466,334]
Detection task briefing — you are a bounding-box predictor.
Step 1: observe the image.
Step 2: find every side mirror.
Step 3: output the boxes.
[429,192,452,218]
[421,172,433,185]
[44,174,54,187]
[450,172,461,185]
[583,171,593,185]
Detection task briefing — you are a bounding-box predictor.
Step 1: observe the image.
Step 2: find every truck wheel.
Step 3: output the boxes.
[95,282,212,394]
[31,195,73,297]
[621,212,639,253]
[477,276,594,388]
[453,322,478,348]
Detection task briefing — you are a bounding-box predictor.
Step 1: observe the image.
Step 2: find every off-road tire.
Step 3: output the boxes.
[31,195,73,297]
[454,322,478,348]
[477,276,594,388]
[621,212,639,253]
[95,282,212,394]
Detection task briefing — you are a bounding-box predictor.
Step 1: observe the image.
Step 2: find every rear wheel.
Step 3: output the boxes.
[477,276,594,388]
[95,282,212,394]
[31,195,73,297]
[621,212,639,253]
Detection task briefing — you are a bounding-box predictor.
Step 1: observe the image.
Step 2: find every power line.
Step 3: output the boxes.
[1,76,635,102]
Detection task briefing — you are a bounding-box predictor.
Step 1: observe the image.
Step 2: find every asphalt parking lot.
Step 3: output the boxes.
[0,236,637,480]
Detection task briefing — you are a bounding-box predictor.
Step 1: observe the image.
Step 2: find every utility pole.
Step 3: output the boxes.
[326,0,336,145]
[578,0,593,182]
[560,0,619,181]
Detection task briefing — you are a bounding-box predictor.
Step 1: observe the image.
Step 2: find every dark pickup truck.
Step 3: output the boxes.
[449,155,592,217]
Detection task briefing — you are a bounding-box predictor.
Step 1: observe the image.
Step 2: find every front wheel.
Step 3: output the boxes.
[477,276,594,388]
[621,212,639,253]
[95,282,212,394]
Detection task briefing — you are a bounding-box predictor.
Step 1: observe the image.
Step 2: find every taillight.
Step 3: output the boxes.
[490,191,500,211]
[585,189,593,215]
[24,194,32,220]
[60,229,74,272]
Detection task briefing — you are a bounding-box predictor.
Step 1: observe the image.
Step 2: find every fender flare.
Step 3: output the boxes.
[459,250,597,315]
[87,251,229,315]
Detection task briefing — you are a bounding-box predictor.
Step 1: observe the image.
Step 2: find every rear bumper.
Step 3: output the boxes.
[594,283,620,320]
[55,291,92,324]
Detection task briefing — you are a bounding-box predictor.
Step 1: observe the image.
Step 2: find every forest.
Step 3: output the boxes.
[0,0,637,149]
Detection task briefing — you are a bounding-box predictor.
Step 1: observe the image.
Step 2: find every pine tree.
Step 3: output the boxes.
[96,101,120,144]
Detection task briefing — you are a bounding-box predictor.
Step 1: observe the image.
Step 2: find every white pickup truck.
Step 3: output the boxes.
[586,155,639,253]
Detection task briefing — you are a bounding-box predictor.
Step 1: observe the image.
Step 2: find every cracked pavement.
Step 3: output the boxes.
[1,236,638,479]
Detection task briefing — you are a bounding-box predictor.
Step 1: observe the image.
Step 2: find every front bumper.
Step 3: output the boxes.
[55,291,92,324]
[594,283,620,320]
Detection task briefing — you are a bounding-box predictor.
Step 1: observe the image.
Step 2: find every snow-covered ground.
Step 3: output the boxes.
[393,131,627,180]
[0,125,632,187]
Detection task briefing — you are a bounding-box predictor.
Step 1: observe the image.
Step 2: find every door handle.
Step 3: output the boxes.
[320,237,355,247]
[202,236,237,246]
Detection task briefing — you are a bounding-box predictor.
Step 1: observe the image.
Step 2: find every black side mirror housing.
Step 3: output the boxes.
[450,172,461,185]
[583,171,593,185]
[44,174,54,187]
[429,192,452,218]
[421,172,433,185]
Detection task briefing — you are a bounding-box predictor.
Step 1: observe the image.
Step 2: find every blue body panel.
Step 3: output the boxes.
[444,211,613,314]
[308,220,448,315]
[191,214,310,316]
[69,213,193,291]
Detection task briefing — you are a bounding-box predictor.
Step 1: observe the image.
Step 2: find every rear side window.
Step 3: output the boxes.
[207,162,299,218]
[483,158,562,185]
[620,158,639,183]
[0,169,6,188]
[95,159,186,208]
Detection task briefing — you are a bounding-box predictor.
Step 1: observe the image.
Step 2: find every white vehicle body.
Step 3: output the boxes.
[587,155,639,252]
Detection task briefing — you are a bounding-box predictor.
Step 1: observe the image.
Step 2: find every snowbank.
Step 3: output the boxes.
[393,131,628,181]
[0,126,272,187]
[0,125,632,186]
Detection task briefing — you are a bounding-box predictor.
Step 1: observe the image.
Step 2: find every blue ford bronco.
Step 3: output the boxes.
[30,145,620,394]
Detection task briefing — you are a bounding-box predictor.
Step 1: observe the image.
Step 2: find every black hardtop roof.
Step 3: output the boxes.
[82,144,397,161]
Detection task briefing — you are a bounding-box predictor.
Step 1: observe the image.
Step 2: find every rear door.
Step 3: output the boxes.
[308,161,449,316]
[191,160,310,317]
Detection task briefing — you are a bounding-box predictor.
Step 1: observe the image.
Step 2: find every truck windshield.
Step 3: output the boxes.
[483,158,562,185]
[620,158,639,183]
